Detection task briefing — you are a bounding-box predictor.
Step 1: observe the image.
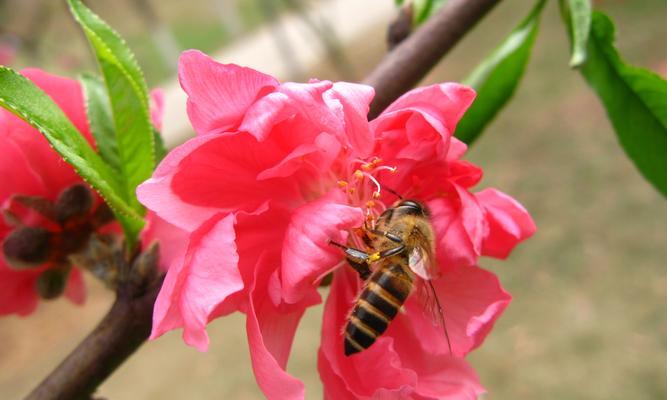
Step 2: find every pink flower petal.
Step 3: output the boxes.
[0,139,48,200]
[0,266,40,316]
[170,132,306,213]
[137,134,227,231]
[149,88,165,131]
[324,82,375,157]
[381,83,476,135]
[63,268,86,305]
[141,211,188,271]
[179,50,278,135]
[403,265,510,357]
[150,213,244,351]
[247,256,306,400]
[428,187,485,270]
[477,188,537,259]
[240,80,342,141]
[281,189,364,304]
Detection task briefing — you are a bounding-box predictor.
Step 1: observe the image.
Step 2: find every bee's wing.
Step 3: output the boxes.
[407,245,438,280]
[412,278,453,355]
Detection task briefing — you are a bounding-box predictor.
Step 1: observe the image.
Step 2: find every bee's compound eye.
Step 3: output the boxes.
[397,200,425,215]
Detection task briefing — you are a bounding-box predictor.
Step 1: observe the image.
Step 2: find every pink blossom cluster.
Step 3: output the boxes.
[139,50,536,399]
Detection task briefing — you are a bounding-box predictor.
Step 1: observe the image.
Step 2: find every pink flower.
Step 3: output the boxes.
[0,69,177,316]
[0,69,97,315]
[139,50,536,399]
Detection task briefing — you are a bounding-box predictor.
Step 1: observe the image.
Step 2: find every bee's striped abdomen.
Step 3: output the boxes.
[344,263,413,356]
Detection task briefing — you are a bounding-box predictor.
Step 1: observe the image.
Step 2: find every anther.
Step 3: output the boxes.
[337,180,348,187]
[354,170,364,180]
[3,226,54,269]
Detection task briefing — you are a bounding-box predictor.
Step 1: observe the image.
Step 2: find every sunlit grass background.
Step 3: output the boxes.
[1,0,666,398]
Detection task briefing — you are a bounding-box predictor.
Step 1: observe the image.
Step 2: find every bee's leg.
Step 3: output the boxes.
[329,241,372,280]
[376,244,406,258]
[367,228,403,244]
[347,258,372,280]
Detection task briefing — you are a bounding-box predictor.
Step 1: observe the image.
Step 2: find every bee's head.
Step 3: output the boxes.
[393,199,430,217]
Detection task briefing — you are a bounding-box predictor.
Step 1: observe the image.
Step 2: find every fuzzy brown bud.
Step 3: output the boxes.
[2,226,53,269]
[36,268,67,299]
[54,184,93,223]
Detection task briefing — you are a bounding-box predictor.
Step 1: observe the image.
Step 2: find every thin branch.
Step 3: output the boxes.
[366,0,503,119]
[25,255,163,400]
[24,1,502,398]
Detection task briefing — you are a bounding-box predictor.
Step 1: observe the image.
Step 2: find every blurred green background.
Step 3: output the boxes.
[1,0,666,399]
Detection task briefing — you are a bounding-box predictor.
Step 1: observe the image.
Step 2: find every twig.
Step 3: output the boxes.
[24,1,502,398]
[366,0,503,119]
[387,3,413,50]
[25,271,163,400]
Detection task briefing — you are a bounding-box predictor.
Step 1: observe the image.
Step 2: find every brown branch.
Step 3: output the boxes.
[366,0,503,119]
[25,264,163,400]
[24,1,502,398]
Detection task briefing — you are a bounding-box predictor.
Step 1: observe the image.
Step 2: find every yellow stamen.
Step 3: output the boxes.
[337,180,348,187]
[354,170,364,180]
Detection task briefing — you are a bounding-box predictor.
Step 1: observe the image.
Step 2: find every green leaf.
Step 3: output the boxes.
[456,0,545,145]
[0,67,144,244]
[562,0,592,67]
[67,0,154,218]
[413,0,434,24]
[80,73,120,172]
[580,12,667,197]
[412,0,447,25]
[153,128,167,162]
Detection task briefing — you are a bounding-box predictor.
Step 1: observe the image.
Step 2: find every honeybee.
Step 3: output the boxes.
[331,199,452,356]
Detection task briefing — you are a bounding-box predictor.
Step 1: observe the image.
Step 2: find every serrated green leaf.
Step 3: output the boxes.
[153,128,167,162]
[456,0,545,145]
[412,0,447,25]
[580,12,667,197]
[0,67,144,245]
[413,0,433,24]
[68,0,154,222]
[80,73,121,172]
[564,0,592,67]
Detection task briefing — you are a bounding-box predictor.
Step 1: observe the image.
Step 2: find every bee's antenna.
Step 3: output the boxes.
[428,280,453,356]
[384,186,403,200]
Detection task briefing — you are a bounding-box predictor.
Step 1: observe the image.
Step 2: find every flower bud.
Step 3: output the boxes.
[2,226,53,269]
[54,184,93,223]
[36,268,67,299]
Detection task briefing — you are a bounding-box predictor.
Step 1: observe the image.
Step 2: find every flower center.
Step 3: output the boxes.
[336,157,398,226]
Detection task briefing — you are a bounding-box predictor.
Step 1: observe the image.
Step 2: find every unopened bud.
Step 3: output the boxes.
[2,226,53,269]
[54,184,93,223]
[36,268,67,299]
